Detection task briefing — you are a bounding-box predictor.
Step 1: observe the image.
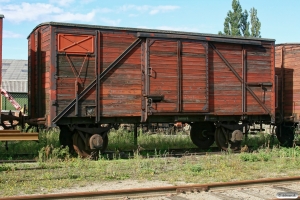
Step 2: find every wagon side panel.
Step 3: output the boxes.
[148,39,178,112]
[209,42,243,114]
[55,29,97,119]
[181,41,208,112]
[246,42,275,116]
[54,28,142,119]
[100,31,142,117]
[209,41,275,117]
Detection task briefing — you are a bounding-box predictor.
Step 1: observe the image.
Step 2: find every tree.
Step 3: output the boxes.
[240,10,250,37]
[250,8,261,38]
[218,0,261,38]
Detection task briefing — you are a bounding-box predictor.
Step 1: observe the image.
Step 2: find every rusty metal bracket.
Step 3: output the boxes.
[247,82,273,87]
[52,38,142,123]
[209,43,274,120]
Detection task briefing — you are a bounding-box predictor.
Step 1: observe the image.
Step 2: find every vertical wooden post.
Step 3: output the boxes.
[177,40,182,112]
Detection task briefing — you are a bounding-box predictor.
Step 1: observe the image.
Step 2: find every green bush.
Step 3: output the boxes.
[190,164,202,173]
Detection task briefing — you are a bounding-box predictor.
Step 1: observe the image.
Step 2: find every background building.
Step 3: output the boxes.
[1,59,28,111]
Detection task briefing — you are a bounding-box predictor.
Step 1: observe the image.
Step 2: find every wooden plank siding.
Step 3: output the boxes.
[181,41,208,112]
[101,42,141,116]
[275,44,300,122]
[209,43,243,114]
[27,22,275,126]
[246,42,274,114]
[209,42,274,115]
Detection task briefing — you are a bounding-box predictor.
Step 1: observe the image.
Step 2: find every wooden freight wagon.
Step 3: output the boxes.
[27,22,275,157]
[275,43,300,146]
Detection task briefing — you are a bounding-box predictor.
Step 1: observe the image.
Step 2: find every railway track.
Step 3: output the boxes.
[1,176,299,200]
[0,159,36,164]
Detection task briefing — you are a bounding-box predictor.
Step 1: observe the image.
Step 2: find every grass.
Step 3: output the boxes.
[0,146,300,196]
[0,126,299,196]
[107,128,196,151]
[242,132,280,149]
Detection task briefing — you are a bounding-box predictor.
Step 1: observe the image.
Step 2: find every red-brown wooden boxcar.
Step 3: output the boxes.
[275,43,300,146]
[27,22,275,156]
[0,15,3,118]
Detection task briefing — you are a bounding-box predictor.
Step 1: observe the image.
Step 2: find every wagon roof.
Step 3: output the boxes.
[275,43,300,46]
[28,21,275,43]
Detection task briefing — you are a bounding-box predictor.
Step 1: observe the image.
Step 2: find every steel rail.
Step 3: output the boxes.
[1,176,300,200]
[0,159,36,164]
[0,132,39,141]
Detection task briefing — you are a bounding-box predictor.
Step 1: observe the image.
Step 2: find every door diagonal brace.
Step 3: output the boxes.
[209,43,273,117]
[52,38,142,123]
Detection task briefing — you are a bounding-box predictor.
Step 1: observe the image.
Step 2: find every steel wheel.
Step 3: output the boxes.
[215,127,228,150]
[73,131,109,159]
[215,127,241,151]
[73,131,91,158]
[190,122,215,149]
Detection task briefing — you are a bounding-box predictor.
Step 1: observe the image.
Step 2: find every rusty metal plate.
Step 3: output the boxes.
[0,130,38,141]
[57,34,94,54]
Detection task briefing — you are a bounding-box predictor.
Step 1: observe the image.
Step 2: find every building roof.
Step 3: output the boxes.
[2,59,28,80]
[2,59,28,92]
[2,80,27,93]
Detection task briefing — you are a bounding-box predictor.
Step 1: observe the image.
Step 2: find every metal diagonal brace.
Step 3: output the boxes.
[209,43,273,119]
[52,38,142,123]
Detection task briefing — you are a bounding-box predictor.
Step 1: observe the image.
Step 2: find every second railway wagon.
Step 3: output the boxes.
[275,43,300,147]
[27,22,275,157]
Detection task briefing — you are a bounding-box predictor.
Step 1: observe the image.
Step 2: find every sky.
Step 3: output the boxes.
[0,0,300,59]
